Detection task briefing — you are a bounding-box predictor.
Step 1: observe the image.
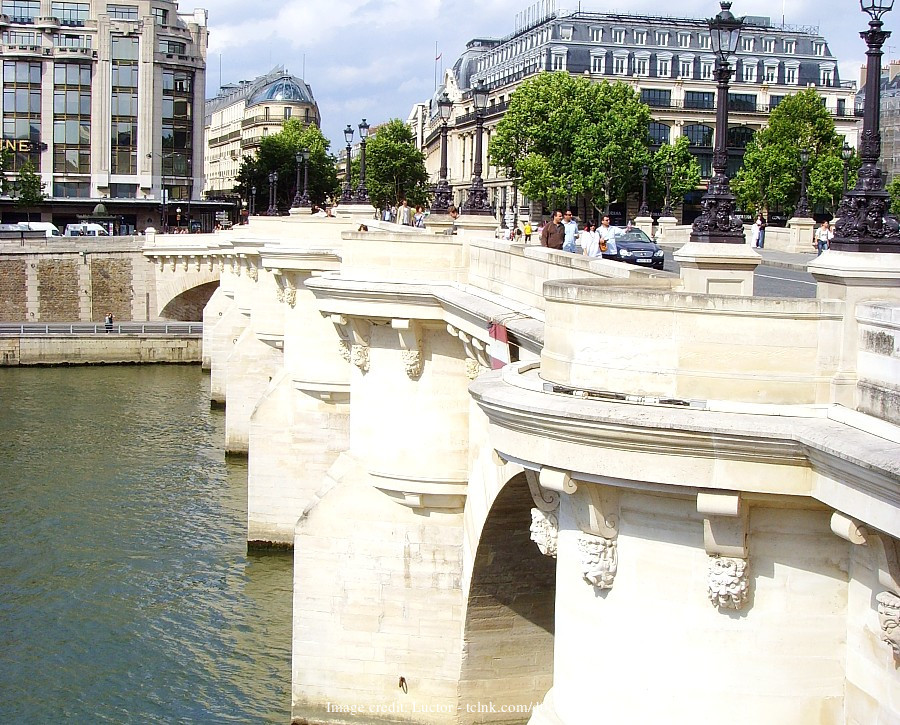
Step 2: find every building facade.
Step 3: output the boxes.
[203,66,319,198]
[413,7,859,223]
[0,0,212,231]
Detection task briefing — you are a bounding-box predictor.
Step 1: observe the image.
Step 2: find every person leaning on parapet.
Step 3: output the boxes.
[104,313,113,333]
[597,214,618,258]
[814,218,833,255]
[752,213,767,248]
[540,210,565,250]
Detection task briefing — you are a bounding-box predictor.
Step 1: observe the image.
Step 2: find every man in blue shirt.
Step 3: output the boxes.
[562,210,579,252]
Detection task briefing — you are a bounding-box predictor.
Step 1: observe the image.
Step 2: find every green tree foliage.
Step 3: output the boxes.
[488,72,652,213]
[887,176,900,217]
[363,119,430,211]
[235,120,338,210]
[731,88,858,216]
[16,159,45,222]
[647,137,701,213]
[0,149,12,197]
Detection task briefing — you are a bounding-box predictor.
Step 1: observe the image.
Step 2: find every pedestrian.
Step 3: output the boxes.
[104,313,113,333]
[414,205,426,228]
[513,227,523,242]
[597,214,618,258]
[813,219,833,255]
[562,210,579,252]
[523,220,532,243]
[396,199,412,226]
[539,210,565,250]
[753,214,767,248]
[583,223,601,258]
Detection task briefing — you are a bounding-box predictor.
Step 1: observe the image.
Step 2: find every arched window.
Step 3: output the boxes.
[649,121,670,145]
[727,126,755,148]
[684,124,713,147]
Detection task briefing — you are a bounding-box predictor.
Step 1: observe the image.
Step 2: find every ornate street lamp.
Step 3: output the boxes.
[341,124,354,203]
[639,163,650,217]
[292,151,303,208]
[508,166,519,230]
[690,1,745,244]
[841,142,853,195]
[663,162,674,217]
[461,79,491,215]
[832,0,900,252]
[356,119,369,203]
[431,92,454,212]
[298,149,310,207]
[250,185,256,216]
[796,147,811,218]
[267,171,279,215]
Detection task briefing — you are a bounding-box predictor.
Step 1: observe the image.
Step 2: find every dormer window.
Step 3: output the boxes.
[741,37,753,52]
[784,39,795,54]
[559,24,573,41]
[612,28,625,44]
[634,30,646,45]
[656,31,669,46]
[814,41,825,56]
[678,32,691,48]
[590,26,603,42]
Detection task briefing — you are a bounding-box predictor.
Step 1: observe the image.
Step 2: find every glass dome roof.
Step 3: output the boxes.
[247,77,312,106]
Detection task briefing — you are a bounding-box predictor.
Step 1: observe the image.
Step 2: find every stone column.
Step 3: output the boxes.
[292,321,472,722]
[246,263,351,547]
[787,216,816,254]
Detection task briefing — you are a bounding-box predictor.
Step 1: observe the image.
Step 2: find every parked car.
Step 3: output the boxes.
[604,228,665,270]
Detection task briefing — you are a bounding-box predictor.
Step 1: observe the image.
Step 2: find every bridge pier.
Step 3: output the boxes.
[291,320,474,722]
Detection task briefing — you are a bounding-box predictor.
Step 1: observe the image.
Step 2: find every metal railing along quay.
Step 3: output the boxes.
[0,322,203,336]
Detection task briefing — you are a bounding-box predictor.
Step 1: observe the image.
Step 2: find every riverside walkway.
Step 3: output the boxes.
[0,321,202,335]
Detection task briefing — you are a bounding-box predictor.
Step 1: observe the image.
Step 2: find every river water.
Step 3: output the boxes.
[0,366,292,723]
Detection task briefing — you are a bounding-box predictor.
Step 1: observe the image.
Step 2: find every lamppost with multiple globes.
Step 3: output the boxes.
[796,147,811,218]
[639,163,650,217]
[690,1,745,244]
[356,119,369,203]
[267,171,279,215]
[431,92,454,212]
[832,0,900,253]
[461,80,491,215]
[298,149,310,207]
[341,124,354,203]
[841,141,853,196]
[663,162,674,217]
[292,151,304,208]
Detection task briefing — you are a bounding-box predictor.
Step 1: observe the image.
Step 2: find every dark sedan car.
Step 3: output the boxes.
[604,228,665,270]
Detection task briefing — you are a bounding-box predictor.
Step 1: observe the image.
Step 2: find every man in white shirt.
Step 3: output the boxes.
[597,215,617,257]
[562,210,579,252]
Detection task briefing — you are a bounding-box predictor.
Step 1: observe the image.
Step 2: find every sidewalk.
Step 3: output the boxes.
[655,241,817,273]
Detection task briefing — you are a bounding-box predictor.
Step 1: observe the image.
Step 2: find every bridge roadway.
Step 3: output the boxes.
[0,321,202,335]
[157,214,900,725]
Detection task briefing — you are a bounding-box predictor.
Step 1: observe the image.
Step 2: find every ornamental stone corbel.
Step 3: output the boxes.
[447,324,490,377]
[272,269,297,307]
[246,260,258,281]
[577,533,617,589]
[698,492,750,610]
[525,469,560,559]
[830,512,900,656]
[392,318,423,379]
[348,317,371,373]
[328,314,352,364]
[169,256,177,272]
[573,483,619,539]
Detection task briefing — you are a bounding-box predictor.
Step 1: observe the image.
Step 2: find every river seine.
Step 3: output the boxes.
[0,365,292,723]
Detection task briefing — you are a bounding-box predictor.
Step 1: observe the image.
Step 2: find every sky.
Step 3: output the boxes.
[196,0,896,150]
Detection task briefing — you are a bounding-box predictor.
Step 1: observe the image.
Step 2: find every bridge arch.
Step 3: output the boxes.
[155,269,220,320]
[460,467,556,716]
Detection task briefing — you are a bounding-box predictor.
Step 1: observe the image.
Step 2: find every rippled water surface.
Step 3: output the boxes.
[0,366,292,723]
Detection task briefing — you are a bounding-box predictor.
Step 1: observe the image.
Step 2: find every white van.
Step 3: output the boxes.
[17,222,61,237]
[64,223,110,237]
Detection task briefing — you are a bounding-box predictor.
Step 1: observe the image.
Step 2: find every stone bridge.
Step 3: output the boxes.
[171,208,899,724]
[0,232,221,323]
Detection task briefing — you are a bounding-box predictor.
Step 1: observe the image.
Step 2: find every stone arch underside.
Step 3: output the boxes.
[459,472,556,721]
[159,280,219,320]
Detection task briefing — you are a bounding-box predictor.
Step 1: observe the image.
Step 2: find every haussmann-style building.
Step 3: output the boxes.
[410,4,860,225]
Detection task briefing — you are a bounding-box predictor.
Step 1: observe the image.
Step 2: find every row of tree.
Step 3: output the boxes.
[489,74,865,219]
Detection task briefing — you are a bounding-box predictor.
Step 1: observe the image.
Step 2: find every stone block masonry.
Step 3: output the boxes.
[0,260,26,319]
[91,258,133,322]
[38,259,80,320]
[0,335,201,366]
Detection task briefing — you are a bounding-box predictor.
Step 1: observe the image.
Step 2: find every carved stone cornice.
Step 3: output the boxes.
[328,314,365,370]
[447,323,491,378]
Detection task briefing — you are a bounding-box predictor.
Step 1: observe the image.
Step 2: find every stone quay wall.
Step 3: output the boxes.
[0,334,201,366]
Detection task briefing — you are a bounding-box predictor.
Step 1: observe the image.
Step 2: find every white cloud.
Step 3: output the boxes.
[195,0,883,148]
